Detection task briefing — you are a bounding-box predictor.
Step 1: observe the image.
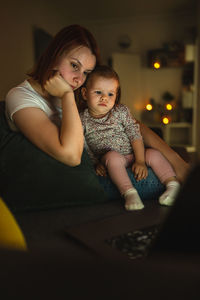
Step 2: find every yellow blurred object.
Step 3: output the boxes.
[153,61,161,69]
[162,116,170,125]
[166,103,173,110]
[0,197,27,251]
[146,103,153,111]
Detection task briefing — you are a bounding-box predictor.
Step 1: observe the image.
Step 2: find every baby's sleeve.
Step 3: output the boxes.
[119,104,142,142]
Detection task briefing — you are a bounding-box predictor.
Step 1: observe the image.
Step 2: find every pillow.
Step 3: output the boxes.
[0,197,27,250]
[98,167,164,202]
[0,101,109,212]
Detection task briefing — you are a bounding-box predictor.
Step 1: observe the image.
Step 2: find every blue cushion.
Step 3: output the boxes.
[98,167,165,202]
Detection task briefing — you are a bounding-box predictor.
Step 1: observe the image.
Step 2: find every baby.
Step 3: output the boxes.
[79,65,180,211]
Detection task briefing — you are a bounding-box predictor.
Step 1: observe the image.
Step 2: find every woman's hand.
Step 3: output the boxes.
[132,161,148,181]
[44,71,73,98]
[95,163,107,177]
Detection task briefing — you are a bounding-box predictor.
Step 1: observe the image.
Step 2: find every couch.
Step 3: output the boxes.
[1,99,199,299]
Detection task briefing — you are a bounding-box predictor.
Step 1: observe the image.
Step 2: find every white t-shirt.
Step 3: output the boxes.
[5,80,62,131]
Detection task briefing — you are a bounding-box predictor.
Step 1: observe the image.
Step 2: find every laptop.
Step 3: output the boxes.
[149,162,200,254]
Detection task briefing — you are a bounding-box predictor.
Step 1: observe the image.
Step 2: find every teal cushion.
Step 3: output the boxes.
[0,101,109,212]
[98,167,164,202]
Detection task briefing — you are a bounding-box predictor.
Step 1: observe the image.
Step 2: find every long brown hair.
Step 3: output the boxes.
[77,65,121,112]
[27,24,101,88]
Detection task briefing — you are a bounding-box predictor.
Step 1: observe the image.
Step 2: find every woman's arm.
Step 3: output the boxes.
[139,122,190,183]
[13,74,84,166]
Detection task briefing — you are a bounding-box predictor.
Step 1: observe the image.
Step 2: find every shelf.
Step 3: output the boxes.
[147,122,193,147]
[147,122,192,128]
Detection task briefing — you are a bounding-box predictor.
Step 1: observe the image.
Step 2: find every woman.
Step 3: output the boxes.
[5,25,98,167]
[1,24,189,211]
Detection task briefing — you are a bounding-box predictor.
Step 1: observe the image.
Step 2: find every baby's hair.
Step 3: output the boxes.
[77,64,121,111]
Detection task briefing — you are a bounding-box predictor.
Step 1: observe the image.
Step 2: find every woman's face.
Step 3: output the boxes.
[55,46,96,91]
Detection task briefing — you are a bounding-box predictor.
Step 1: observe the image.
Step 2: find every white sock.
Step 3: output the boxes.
[159,181,181,206]
[123,188,144,211]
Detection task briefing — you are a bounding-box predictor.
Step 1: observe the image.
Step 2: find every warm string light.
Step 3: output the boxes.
[144,99,174,125]
[145,103,153,111]
[165,103,173,110]
[162,116,170,125]
[153,61,161,69]
[162,103,173,124]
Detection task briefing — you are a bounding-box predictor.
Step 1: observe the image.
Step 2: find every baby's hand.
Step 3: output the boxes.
[44,71,73,98]
[132,161,148,181]
[95,163,107,177]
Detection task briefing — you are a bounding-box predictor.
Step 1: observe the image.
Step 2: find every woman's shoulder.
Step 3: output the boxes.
[6,80,34,98]
[5,80,39,108]
[5,79,54,124]
[6,79,50,108]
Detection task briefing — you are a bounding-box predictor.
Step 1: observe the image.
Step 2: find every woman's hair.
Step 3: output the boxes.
[27,24,101,88]
[77,64,121,112]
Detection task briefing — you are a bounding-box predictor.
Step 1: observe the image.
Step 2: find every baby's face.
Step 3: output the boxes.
[83,76,118,118]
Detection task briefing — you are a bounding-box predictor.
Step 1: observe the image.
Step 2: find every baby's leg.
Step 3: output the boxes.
[145,148,180,206]
[101,151,144,210]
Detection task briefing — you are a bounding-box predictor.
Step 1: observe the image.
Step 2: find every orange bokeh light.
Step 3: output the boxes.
[166,103,173,110]
[153,61,161,69]
[162,116,170,124]
[146,103,153,111]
